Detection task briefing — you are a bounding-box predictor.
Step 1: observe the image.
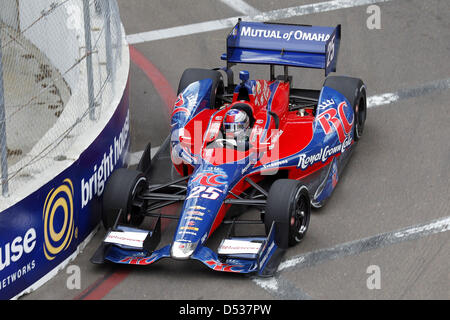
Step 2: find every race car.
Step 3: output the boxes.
[91,20,367,276]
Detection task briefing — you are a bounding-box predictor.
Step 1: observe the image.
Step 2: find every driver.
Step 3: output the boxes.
[222,109,251,150]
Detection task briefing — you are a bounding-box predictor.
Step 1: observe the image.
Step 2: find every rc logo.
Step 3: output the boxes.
[43,179,76,261]
[192,172,227,186]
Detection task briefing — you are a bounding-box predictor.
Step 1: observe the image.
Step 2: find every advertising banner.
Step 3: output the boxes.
[0,83,130,300]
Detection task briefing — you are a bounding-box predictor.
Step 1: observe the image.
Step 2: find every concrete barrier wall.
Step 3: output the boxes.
[0,0,131,299]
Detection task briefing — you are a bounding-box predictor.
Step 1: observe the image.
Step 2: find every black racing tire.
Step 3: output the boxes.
[264,179,311,249]
[102,168,148,229]
[353,87,367,141]
[323,76,367,140]
[177,68,224,109]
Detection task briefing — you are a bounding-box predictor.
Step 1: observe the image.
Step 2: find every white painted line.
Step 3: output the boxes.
[129,150,144,166]
[128,146,160,167]
[280,216,450,273]
[126,17,240,44]
[252,277,279,292]
[126,0,392,44]
[367,92,400,108]
[220,0,261,16]
[393,217,450,239]
[277,255,306,271]
[367,77,450,108]
[253,276,313,300]
[253,215,450,298]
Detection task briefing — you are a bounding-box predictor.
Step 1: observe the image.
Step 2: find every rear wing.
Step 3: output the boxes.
[221,21,341,76]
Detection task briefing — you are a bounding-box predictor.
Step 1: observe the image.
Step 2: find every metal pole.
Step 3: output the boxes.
[83,0,96,120]
[0,35,9,197]
[104,0,113,82]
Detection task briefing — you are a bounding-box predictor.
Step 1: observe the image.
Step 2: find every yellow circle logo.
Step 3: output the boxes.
[43,179,75,261]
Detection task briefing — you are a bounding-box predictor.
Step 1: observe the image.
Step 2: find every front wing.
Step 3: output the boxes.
[91,222,284,277]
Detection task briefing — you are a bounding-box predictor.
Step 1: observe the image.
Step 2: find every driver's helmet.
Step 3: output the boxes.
[223,109,250,139]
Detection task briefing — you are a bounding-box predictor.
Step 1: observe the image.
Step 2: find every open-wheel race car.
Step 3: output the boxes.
[91,20,367,276]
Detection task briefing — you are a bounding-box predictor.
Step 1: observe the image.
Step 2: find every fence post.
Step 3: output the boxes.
[0,35,9,197]
[83,0,96,120]
[104,0,113,82]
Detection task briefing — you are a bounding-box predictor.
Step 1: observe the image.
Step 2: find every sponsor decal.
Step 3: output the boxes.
[265,129,283,150]
[331,161,339,188]
[186,186,223,200]
[81,111,130,209]
[174,93,184,108]
[185,216,203,221]
[231,26,238,36]
[251,126,263,143]
[178,231,197,236]
[318,98,336,110]
[43,179,76,261]
[189,206,206,210]
[119,255,159,265]
[172,107,190,117]
[241,161,253,174]
[176,239,192,243]
[218,239,262,255]
[317,101,353,144]
[185,211,205,216]
[240,26,330,42]
[208,122,222,140]
[192,172,227,187]
[255,81,261,94]
[259,242,275,268]
[180,227,199,232]
[254,81,271,107]
[297,136,352,169]
[326,34,336,68]
[104,231,148,248]
[263,159,288,169]
[186,93,198,109]
[0,228,37,273]
[205,260,244,272]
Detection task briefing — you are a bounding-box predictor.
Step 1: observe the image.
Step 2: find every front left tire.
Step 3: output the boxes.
[102,168,148,229]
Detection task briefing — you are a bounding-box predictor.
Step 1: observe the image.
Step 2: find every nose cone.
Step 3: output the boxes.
[171,241,198,260]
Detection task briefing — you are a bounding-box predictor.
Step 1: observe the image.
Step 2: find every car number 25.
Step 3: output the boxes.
[187,186,222,200]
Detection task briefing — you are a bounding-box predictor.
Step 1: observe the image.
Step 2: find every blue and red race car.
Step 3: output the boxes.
[91,20,367,276]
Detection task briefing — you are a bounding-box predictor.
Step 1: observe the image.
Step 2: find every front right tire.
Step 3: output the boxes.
[264,179,311,249]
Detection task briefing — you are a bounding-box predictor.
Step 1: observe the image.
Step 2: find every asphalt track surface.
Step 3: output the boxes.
[22,0,449,300]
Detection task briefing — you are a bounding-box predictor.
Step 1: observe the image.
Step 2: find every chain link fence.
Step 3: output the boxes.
[0,0,126,199]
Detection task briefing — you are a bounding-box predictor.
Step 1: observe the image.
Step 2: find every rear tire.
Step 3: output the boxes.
[323,76,367,141]
[264,180,311,249]
[353,88,367,141]
[177,68,224,109]
[102,168,148,229]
